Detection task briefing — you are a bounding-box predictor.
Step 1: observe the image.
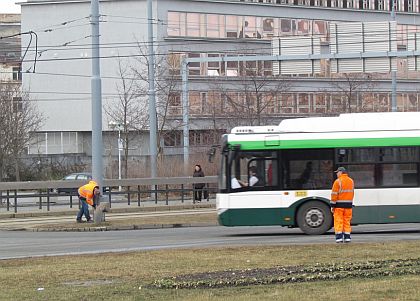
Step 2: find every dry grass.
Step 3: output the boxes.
[30,212,217,230]
[1,241,420,300]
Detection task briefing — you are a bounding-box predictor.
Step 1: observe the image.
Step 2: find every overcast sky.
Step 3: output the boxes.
[0,0,26,14]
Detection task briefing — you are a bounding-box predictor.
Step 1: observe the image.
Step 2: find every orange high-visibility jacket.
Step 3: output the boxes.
[78,181,99,206]
[331,174,354,208]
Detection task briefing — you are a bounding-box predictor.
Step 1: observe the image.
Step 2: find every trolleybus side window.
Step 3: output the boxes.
[282,148,334,190]
[336,147,419,188]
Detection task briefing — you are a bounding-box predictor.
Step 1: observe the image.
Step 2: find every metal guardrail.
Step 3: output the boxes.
[0,176,218,213]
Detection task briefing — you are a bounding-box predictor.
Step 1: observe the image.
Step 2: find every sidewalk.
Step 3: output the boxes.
[0,200,217,232]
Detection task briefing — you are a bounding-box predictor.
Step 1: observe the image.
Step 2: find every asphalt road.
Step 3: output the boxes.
[1,224,420,260]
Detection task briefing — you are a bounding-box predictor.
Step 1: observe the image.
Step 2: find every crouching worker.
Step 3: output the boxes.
[76,180,100,223]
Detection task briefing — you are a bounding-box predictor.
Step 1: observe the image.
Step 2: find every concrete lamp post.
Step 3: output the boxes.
[108,121,123,191]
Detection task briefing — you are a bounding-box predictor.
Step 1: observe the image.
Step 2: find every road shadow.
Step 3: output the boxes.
[223,227,420,238]
[352,229,420,235]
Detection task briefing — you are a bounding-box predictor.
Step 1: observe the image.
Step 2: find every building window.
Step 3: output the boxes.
[280,19,292,34]
[261,93,276,114]
[200,92,207,113]
[189,130,202,145]
[186,13,200,37]
[189,130,226,146]
[226,15,239,38]
[167,12,181,36]
[262,61,273,76]
[207,53,222,76]
[207,14,221,38]
[189,92,202,114]
[226,56,239,76]
[167,12,333,41]
[313,21,325,36]
[163,131,182,147]
[62,132,79,153]
[12,67,22,81]
[168,52,182,75]
[262,18,275,38]
[168,92,181,115]
[280,94,296,114]
[244,60,258,76]
[297,19,310,34]
[375,0,385,10]
[242,16,257,38]
[204,91,223,114]
[188,53,201,76]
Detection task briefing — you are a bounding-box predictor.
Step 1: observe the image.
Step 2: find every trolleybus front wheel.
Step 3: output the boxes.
[296,201,332,235]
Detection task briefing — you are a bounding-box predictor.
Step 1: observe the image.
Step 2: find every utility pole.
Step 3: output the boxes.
[391,0,397,112]
[147,0,158,178]
[90,0,103,189]
[181,58,189,175]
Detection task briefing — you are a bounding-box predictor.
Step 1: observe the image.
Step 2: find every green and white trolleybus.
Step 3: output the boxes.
[216,112,420,234]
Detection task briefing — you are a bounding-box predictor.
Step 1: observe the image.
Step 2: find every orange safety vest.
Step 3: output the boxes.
[331,174,354,208]
[78,180,98,206]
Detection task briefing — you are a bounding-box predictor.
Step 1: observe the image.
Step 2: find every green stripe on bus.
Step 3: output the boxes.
[230,137,420,150]
[219,205,420,227]
[218,208,296,227]
[352,205,420,224]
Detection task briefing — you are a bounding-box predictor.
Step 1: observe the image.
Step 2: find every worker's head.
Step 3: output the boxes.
[93,186,100,195]
[334,166,347,176]
[89,181,100,195]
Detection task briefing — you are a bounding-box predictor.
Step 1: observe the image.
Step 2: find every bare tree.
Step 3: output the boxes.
[210,72,291,128]
[330,73,376,113]
[131,44,181,158]
[105,57,148,178]
[0,84,43,181]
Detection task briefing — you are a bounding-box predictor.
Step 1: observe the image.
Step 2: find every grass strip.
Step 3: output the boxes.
[2,241,420,300]
[28,212,217,231]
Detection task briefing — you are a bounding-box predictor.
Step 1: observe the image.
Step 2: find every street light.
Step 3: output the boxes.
[109,121,123,191]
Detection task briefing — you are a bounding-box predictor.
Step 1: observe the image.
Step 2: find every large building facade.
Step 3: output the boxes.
[20,0,420,175]
[0,14,24,180]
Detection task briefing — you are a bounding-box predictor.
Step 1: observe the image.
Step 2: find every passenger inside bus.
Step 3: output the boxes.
[247,166,260,186]
[231,177,242,189]
[231,166,262,189]
[240,166,261,187]
[297,161,313,188]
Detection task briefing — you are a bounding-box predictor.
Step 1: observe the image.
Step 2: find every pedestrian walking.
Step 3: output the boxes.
[193,164,205,203]
[330,167,354,243]
[76,180,100,223]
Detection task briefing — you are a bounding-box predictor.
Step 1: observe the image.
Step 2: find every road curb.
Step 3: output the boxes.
[26,222,218,232]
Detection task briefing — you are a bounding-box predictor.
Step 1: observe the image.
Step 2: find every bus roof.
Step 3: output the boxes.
[231,112,420,134]
[279,112,420,133]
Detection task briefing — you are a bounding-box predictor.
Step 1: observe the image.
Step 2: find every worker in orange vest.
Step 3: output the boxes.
[330,167,354,243]
[76,180,100,223]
